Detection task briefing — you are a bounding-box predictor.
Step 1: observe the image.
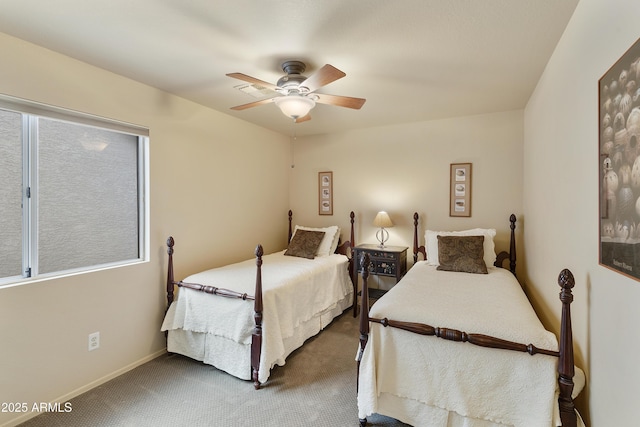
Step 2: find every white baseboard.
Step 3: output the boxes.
[1,349,167,427]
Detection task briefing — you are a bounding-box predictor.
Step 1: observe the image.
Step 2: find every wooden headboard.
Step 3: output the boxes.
[287,209,355,256]
[412,212,517,276]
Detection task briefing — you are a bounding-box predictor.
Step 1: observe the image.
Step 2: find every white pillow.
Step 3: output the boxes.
[425,228,496,268]
[293,225,341,257]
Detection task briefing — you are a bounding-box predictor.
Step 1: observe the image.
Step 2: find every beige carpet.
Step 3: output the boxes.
[19,311,410,427]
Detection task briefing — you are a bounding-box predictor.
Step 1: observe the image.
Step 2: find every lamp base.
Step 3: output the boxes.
[376,228,389,248]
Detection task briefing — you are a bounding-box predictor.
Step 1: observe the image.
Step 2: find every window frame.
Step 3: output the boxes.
[0,94,149,288]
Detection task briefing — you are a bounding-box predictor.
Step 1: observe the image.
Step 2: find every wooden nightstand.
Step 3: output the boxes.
[353,244,408,300]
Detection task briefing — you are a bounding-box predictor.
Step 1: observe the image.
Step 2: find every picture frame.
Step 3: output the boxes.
[318,171,333,215]
[598,36,640,281]
[449,163,472,217]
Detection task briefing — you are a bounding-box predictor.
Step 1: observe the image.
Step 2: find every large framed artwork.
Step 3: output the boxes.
[599,36,640,280]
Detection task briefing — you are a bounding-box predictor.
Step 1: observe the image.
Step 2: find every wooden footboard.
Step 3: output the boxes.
[166,237,258,304]
[356,214,578,427]
[166,236,264,389]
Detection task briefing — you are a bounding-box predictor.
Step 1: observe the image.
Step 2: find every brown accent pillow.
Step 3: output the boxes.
[284,230,326,259]
[436,235,488,274]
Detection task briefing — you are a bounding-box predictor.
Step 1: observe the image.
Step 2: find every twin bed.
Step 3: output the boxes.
[357,213,585,427]
[161,211,356,388]
[161,209,584,427]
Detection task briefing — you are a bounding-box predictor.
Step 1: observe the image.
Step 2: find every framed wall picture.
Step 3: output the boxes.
[599,36,640,281]
[449,163,472,217]
[318,171,333,215]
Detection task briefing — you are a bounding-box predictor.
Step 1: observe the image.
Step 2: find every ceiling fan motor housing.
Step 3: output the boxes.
[277,60,308,91]
[281,60,306,75]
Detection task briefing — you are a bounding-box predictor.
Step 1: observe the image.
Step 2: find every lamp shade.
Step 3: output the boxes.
[373,211,393,228]
[274,95,316,119]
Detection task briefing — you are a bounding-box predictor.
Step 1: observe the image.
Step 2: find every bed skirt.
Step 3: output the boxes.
[166,292,352,382]
[369,368,586,427]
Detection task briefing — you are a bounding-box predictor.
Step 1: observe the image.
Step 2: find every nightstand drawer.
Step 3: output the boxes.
[356,257,403,277]
[353,244,408,283]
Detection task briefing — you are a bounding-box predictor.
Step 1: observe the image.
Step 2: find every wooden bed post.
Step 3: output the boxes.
[350,210,355,249]
[412,212,427,262]
[357,253,370,427]
[413,212,420,263]
[557,268,577,427]
[251,244,264,390]
[492,214,517,275]
[508,214,517,275]
[288,210,293,242]
[166,236,175,307]
[347,211,358,317]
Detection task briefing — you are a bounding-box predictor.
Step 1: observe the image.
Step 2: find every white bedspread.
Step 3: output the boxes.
[357,262,568,427]
[162,251,352,383]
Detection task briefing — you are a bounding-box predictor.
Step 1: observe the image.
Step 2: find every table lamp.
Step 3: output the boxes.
[373,211,394,248]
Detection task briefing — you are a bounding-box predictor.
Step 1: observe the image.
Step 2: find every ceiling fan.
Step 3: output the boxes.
[226,60,366,123]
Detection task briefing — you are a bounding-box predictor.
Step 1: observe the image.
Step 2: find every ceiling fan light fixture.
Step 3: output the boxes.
[274,95,316,119]
[227,62,365,122]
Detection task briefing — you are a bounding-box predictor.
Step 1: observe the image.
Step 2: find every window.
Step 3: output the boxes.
[0,97,148,286]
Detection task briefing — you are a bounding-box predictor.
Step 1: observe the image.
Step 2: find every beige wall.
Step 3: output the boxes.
[290,110,524,286]
[0,33,290,426]
[4,0,637,423]
[524,0,640,425]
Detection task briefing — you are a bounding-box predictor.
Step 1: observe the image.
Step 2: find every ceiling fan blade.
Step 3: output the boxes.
[230,97,278,111]
[226,73,280,91]
[299,64,346,93]
[315,93,366,109]
[294,114,311,123]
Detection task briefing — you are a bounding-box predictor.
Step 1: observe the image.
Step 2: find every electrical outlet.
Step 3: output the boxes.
[88,332,100,351]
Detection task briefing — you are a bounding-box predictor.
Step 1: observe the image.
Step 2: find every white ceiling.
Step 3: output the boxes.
[0,0,579,137]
